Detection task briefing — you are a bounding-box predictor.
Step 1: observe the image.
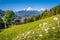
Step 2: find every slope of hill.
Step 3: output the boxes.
[0,14,60,40]
[49,5,60,15]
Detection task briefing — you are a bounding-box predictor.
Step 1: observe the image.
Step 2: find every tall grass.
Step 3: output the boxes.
[0,14,60,40]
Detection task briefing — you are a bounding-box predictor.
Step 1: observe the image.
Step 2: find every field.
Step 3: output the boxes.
[0,14,60,40]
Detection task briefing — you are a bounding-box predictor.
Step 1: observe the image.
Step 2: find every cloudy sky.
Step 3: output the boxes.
[0,0,60,11]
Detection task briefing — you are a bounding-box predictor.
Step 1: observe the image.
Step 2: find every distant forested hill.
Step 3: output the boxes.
[0,9,5,16]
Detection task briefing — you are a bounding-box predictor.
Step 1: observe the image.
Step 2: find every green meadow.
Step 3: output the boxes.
[0,14,60,40]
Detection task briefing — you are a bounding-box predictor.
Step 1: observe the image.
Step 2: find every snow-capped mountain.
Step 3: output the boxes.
[24,7,33,11]
[15,7,42,17]
[15,10,41,17]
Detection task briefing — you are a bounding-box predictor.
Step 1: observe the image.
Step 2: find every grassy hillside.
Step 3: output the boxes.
[0,14,60,40]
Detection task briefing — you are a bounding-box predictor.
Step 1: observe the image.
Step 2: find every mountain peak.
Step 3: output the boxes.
[38,8,47,12]
[24,7,33,11]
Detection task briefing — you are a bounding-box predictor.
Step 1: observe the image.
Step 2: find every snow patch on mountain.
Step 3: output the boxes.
[24,7,33,11]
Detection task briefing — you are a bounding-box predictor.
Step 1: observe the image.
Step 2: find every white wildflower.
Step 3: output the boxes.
[44,28,49,33]
[24,35,27,38]
[39,34,43,37]
[45,29,48,33]
[15,34,21,40]
[52,27,55,29]
[43,22,48,26]
[45,29,48,31]
[39,24,42,26]
[27,31,31,35]
[46,31,48,33]
[53,17,58,21]
[16,36,19,39]
[32,31,35,34]
[44,28,49,31]
[22,33,24,36]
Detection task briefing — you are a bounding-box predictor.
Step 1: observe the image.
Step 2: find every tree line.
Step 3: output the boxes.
[24,5,60,23]
[0,5,60,29]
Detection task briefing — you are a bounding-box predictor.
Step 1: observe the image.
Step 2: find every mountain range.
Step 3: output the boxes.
[15,10,41,17]
[0,7,45,17]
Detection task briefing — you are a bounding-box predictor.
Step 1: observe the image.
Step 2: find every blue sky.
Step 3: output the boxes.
[0,0,60,11]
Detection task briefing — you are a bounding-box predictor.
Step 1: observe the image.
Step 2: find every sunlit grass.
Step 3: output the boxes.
[0,14,60,40]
